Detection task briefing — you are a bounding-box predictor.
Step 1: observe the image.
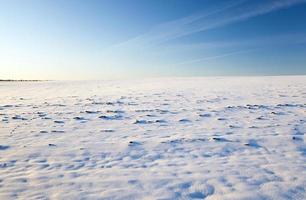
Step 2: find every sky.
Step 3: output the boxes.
[0,0,306,80]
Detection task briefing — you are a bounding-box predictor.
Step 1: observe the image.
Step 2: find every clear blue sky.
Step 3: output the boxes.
[0,0,306,80]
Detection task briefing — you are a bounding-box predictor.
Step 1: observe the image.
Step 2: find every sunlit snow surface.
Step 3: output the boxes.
[0,76,305,200]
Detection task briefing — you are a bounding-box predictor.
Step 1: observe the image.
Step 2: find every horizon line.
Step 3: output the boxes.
[1,74,306,82]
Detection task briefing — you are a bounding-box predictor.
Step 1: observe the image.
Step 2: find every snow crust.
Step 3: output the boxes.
[0,76,305,199]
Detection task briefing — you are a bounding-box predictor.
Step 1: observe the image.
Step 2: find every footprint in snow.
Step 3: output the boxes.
[271,111,286,115]
[229,125,240,129]
[42,117,52,120]
[199,113,211,117]
[128,141,142,147]
[134,119,167,124]
[12,115,27,120]
[217,117,226,121]
[146,114,157,117]
[107,110,125,114]
[99,115,123,120]
[256,116,267,120]
[37,112,47,117]
[134,120,154,124]
[292,136,303,141]
[40,130,48,133]
[100,129,115,133]
[73,116,86,121]
[245,139,270,153]
[54,120,65,124]
[293,127,304,136]
[51,130,65,133]
[188,184,215,199]
[156,109,170,114]
[179,119,191,123]
[244,139,261,148]
[135,109,154,113]
[85,110,100,114]
[3,105,13,108]
[209,137,233,142]
[0,145,10,150]
[155,119,167,123]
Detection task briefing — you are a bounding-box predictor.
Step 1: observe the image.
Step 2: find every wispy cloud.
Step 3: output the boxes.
[161,33,306,53]
[100,0,306,71]
[167,49,254,66]
[163,33,306,66]
[113,0,306,48]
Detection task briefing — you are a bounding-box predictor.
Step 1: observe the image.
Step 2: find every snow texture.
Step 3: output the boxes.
[0,76,305,199]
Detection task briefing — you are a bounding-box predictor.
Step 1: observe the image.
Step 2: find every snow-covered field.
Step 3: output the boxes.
[0,76,305,200]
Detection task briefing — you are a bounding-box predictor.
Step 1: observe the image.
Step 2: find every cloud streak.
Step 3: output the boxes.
[113,0,306,48]
[100,0,306,72]
[167,49,254,66]
[163,33,306,67]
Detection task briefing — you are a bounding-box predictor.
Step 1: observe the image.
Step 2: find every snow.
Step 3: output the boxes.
[0,76,305,199]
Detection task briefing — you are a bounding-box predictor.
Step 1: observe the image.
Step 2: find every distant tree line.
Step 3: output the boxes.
[0,79,48,82]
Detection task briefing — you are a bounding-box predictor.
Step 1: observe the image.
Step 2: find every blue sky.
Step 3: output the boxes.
[0,0,306,80]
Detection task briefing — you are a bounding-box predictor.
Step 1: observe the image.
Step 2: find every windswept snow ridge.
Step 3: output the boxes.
[0,76,305,199]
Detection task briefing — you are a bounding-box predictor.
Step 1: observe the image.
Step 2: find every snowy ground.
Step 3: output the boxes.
[0,76,305,200]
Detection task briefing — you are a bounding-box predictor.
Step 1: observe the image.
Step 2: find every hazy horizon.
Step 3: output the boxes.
[1,74,306,82]
[1,0,306,80]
